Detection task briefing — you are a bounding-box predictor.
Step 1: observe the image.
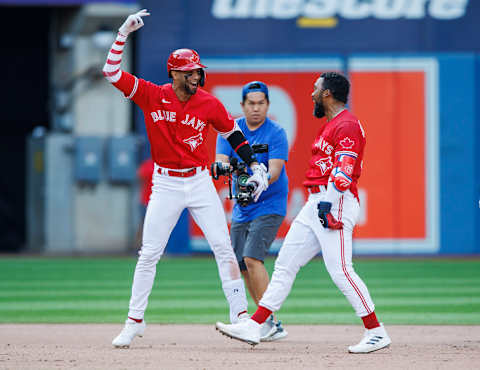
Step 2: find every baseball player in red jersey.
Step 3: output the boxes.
[216,72,392,353]
[103,10,269,348]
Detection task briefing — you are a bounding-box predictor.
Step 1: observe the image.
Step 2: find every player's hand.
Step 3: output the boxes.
[247,163,269,202]
[119,9,150,36]
[317,201,343,230]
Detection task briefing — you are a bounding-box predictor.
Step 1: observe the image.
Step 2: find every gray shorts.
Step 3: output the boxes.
[231,214,284,271]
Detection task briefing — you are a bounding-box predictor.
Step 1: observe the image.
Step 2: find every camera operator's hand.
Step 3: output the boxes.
[247,163,269,202]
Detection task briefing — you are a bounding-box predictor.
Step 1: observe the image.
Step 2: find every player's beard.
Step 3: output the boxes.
[313,101,325,118]
[184,77,198,95]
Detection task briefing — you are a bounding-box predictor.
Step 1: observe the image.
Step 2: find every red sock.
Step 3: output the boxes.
[251,306,272,324]
[128,316,143,323]
[361,312,380,329]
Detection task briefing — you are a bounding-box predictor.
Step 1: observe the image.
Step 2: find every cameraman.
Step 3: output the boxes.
[215,81,289,341]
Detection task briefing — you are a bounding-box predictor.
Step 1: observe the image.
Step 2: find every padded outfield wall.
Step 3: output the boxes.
[135,1,479,255]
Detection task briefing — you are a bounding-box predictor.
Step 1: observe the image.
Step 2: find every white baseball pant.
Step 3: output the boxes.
[259,189,375,317]
[128,164,247,322]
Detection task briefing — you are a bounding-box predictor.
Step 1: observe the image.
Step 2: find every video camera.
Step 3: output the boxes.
[211,144,268,206]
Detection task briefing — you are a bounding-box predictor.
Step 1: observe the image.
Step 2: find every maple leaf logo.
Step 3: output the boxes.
[183,133,203,152]
[339,137,355,149]
[315,156,333,175]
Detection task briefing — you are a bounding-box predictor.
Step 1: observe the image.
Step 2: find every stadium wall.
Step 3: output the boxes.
[134,1,479,255]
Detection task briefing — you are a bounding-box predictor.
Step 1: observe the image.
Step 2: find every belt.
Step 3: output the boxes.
[307,185,327,194]
[157,166,207,178]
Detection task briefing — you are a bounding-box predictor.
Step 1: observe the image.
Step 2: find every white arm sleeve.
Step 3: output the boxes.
[102,32,128,83]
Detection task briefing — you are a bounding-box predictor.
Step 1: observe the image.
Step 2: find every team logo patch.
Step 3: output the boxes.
[315,156,333,175]
[339,137,355,149]
[344,164,354,175]
[183,133,204,152]
[338,178,350,188]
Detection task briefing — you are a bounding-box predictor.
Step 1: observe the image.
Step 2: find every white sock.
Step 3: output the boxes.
[222,279,248,323]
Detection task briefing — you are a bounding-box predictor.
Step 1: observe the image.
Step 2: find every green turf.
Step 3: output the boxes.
[1,256,479,324]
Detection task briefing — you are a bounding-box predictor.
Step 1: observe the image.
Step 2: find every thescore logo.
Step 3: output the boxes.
[212,0,469,20]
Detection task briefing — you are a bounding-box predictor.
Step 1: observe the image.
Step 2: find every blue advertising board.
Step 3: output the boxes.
[0,0,135,4]
[138,0,477,58]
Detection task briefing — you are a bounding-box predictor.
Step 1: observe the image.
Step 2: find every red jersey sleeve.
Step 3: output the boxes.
[333,121,365,160]
[210,98,236,135]
[112,71,159,110]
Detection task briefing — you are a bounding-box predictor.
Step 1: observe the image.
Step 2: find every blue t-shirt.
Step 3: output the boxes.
[216,117,289,223]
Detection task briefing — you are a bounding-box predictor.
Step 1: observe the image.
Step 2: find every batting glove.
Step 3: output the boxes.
[246,163,269,202]
[119,9,150,36]
[317,201,343,230]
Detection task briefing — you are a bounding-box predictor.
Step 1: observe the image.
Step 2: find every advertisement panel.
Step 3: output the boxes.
[176,0,478,54]
[0,0,135,4]
[190,56,439,254]
[189,57,344,252]
[349,57,439,253]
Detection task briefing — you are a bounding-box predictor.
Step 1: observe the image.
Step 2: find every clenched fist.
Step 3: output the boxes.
[119,9,150,36]
[317,201,343,230]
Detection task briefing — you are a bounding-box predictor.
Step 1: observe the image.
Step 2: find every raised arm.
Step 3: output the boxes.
[102,9,150,84]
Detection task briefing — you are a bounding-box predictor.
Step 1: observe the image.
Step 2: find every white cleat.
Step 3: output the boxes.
[215,318,261,346]
[112,319,146,348]
[259,315,277,341]
[265,328,288,342]
[260,315,288,342]
[348,323,391,353]
[237,312,250,322]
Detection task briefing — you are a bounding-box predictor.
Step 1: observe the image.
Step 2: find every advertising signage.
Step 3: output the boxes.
[0,0,135,5]
[189,56,439,254]
[176,0,477,54]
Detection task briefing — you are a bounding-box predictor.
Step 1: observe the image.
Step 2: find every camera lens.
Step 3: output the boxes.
[237,173,249,186]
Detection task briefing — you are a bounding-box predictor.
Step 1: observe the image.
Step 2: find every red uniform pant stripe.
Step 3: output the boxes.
[338,196,371,314]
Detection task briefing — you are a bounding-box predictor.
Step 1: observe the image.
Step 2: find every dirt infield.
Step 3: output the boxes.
[0,324,478,369]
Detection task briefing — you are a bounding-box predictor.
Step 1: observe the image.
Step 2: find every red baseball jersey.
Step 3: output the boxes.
[112,72,235,169]
[303,110,366,198]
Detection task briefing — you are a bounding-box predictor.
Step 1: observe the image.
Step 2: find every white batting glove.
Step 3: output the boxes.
[119,9,150,36]
[246,163,270,202]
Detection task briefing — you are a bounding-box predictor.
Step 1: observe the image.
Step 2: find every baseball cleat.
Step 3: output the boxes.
[237,312,250,322]
[265,327,288,342]
[112,319,146,348]
[259,315,277,341]
[215,318,261,346]
[348,323,391,353]
[260,316,288,342]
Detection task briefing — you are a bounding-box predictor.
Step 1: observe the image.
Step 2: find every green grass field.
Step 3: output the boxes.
[1,256,479,325]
